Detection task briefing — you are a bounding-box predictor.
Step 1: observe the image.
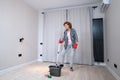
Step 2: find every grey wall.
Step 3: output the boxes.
[0,0,38,70]
[38,10,44,61]
[105,0,120,77]
[93,6,104,19]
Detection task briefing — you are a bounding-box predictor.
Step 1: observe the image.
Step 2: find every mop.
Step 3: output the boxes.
[44,38,63,78]
[48,38,63,77]
[48,28,64,77]
[56,38,63,66]
[45,41,62,78]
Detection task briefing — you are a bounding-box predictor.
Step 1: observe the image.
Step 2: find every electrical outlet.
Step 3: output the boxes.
[114,64,117,69]
[107,59,109,62]
[40,43,43,45]
[19,38,24,42]
[40,54,42,56]
[18,54,22,57]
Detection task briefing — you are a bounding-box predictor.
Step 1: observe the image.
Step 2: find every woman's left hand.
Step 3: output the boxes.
[73,42,78,49]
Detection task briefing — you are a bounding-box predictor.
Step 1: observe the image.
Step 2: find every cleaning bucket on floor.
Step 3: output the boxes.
[48,38,62,77]
[49,65,61,77]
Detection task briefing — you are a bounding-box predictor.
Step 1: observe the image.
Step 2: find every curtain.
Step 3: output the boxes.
[43,10,66,62]
[67,7,93,65]
[43,7,93,65]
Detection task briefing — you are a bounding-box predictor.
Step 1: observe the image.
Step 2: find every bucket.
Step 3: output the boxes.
[49,65,61,77]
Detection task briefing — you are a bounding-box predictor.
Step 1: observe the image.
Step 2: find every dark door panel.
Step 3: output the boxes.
[93,18,104,62]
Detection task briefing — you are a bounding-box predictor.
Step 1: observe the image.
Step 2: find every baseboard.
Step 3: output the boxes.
[0,60,37,75]
[94,62,106,66]
[37,59,43,62]
[106,64,120,80]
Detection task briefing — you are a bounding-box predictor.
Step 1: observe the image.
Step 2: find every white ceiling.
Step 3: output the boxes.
[23,0,101,10]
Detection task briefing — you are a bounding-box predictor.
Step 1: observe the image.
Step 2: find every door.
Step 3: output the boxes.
[92,18,104,62]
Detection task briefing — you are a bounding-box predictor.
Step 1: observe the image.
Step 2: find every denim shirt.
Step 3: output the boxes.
[62,28,78,49]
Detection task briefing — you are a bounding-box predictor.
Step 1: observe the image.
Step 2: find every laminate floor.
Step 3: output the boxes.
[0,62,116,80]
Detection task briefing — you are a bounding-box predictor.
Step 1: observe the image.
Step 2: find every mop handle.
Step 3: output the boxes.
[56,43,61,66]
[57,43,61,53]
[56,29,63,65]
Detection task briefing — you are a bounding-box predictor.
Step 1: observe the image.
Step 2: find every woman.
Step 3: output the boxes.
[59,21,78,71]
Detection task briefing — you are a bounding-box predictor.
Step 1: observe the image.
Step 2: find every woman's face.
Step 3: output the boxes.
[64,24,70,30]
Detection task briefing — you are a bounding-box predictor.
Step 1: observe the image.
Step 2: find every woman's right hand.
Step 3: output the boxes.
[58,40,64,44]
